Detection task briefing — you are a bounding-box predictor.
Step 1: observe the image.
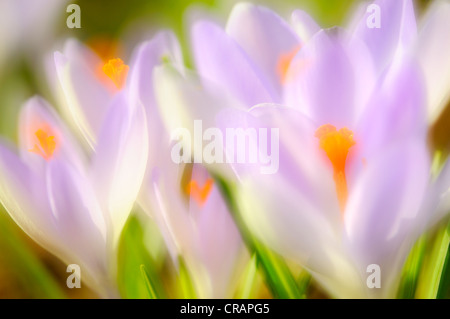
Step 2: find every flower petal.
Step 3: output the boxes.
[188,165,242,298]
[284,29,374,127]
[0,140,56,244]
[127,31,183,170]
[352,0,417,73]
[215,104,340,223]
[54,39,112,147]
[18,96,87,173]
[191,20,276,107]
[46,158,108,284]
[356,55,426,160]
[291,9,320,41]
[344,140,430,297]
[415,0,450,122]
[426,159,450,226]
[153,64,245,141]
[225,3,300,96]
[127,31,183,109]
[90,92,149,246]
[236,173,363,298]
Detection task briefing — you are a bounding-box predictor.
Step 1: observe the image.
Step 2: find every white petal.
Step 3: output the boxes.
[54,39,113,147]
[344,140,430,297]
[291,9,320,41]
[416,1,450,123]
[18,96,87,173]
[46,159,108,282]
[226,3,301,96]
[90,93,149,246]
[236,174,364,298]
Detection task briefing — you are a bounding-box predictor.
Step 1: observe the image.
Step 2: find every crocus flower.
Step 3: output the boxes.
[414,0,450,123]
[51,32,245,298]
[124,35,245,298]
[151,1,450,298]
[191,2,303,107]
[154,31,431,298]
[52,38,131,147]
[147,160,243,298]
[0,95,148,297]
[192,0,450,123]
[351,0,450,123]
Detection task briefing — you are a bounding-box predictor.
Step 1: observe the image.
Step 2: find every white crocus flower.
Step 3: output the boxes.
[0,95,148,297]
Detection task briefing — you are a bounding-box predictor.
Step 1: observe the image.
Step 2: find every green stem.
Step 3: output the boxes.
[415,223,450,298]
[214,175,305,299]
[396,235,426,299]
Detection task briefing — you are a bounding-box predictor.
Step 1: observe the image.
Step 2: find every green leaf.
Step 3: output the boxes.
[213,175,303,299]
[140,264,158,299]
[437,240,450,299]
[0,210,66,298]
[436,220,450,299]
[396,235,426,299]
[296,269,311,299]
[415,222,450,298]
[117,214,166,299]
[235,254,259,299]
[178,257,198,299]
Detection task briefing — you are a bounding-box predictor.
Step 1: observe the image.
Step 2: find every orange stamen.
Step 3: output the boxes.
[29,129,56,160]
[102,58,129,89]
[186,178,214,206]
[315,124,355,213]
[87,37,121,61]
[276,45,302,83]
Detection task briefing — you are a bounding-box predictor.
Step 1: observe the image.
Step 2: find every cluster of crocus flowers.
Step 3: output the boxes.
[50,32,244,298]
[0,94,148,297]
[0,0,449,299]
[153,0,450,298]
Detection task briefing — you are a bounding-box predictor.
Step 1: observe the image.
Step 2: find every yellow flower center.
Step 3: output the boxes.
[29,129,57,160]
[185,178,214,206]
[102,58,129,89]
[315,124,355,213]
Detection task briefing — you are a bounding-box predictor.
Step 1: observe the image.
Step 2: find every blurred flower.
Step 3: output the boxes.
[192,0,450,124]
[125,34,245,298]
[414,0,450,123]
[351,0,450,123]
[51,39,131,148]
[156,32,432,298]
[51,32,244,298]
[147,161,243,298]
[231,54,431,297]
[191,2,303,107]
[151,1,450,298]
[0,95,148,296]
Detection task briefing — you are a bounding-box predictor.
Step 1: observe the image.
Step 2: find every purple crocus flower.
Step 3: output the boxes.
[0,95,148,296]
[192,1,450,122]
[146,160,243,298]
[126,33,245,298]
[50,32,245,298]
[150,1,450,297]
[414,0,450,123]
[52,38,131,147]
